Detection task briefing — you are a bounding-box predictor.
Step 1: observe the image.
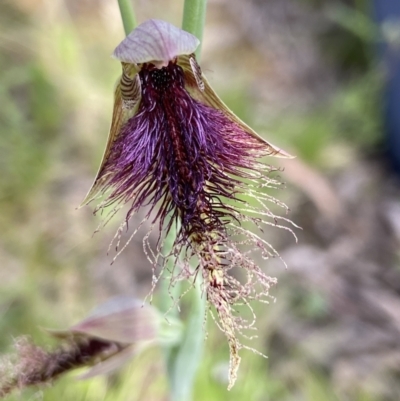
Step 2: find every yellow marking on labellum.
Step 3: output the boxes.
[209,268,224,288]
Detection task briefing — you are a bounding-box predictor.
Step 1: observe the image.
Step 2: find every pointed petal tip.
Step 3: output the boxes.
[270,146,295,159]
[113,19,200,64]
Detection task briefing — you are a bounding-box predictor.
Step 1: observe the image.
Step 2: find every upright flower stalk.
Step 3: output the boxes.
[117,0,136,35]
[182,0,208,57]
[86,15,293,388]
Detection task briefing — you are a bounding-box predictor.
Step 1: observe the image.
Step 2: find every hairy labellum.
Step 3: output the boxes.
[83,20,290,247]
[99,60,273,243]
[83,19,295,388]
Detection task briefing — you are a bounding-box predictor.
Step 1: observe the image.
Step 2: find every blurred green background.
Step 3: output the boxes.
[1,0,400,400]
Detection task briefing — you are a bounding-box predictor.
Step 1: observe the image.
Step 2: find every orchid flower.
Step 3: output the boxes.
[83,19,294,387]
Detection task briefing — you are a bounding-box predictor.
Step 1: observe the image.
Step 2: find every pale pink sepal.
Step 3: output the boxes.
[69,297,159,344]
[113,19,200,64]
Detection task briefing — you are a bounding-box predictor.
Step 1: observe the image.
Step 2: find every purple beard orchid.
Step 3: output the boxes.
[83,19,294,388]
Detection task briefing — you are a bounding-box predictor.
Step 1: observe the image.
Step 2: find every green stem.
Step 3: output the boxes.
[182,0,208,58]
[160,221,206,401]
[168,280,205,401]
[158,223,181,351]
[117,0,137,36]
